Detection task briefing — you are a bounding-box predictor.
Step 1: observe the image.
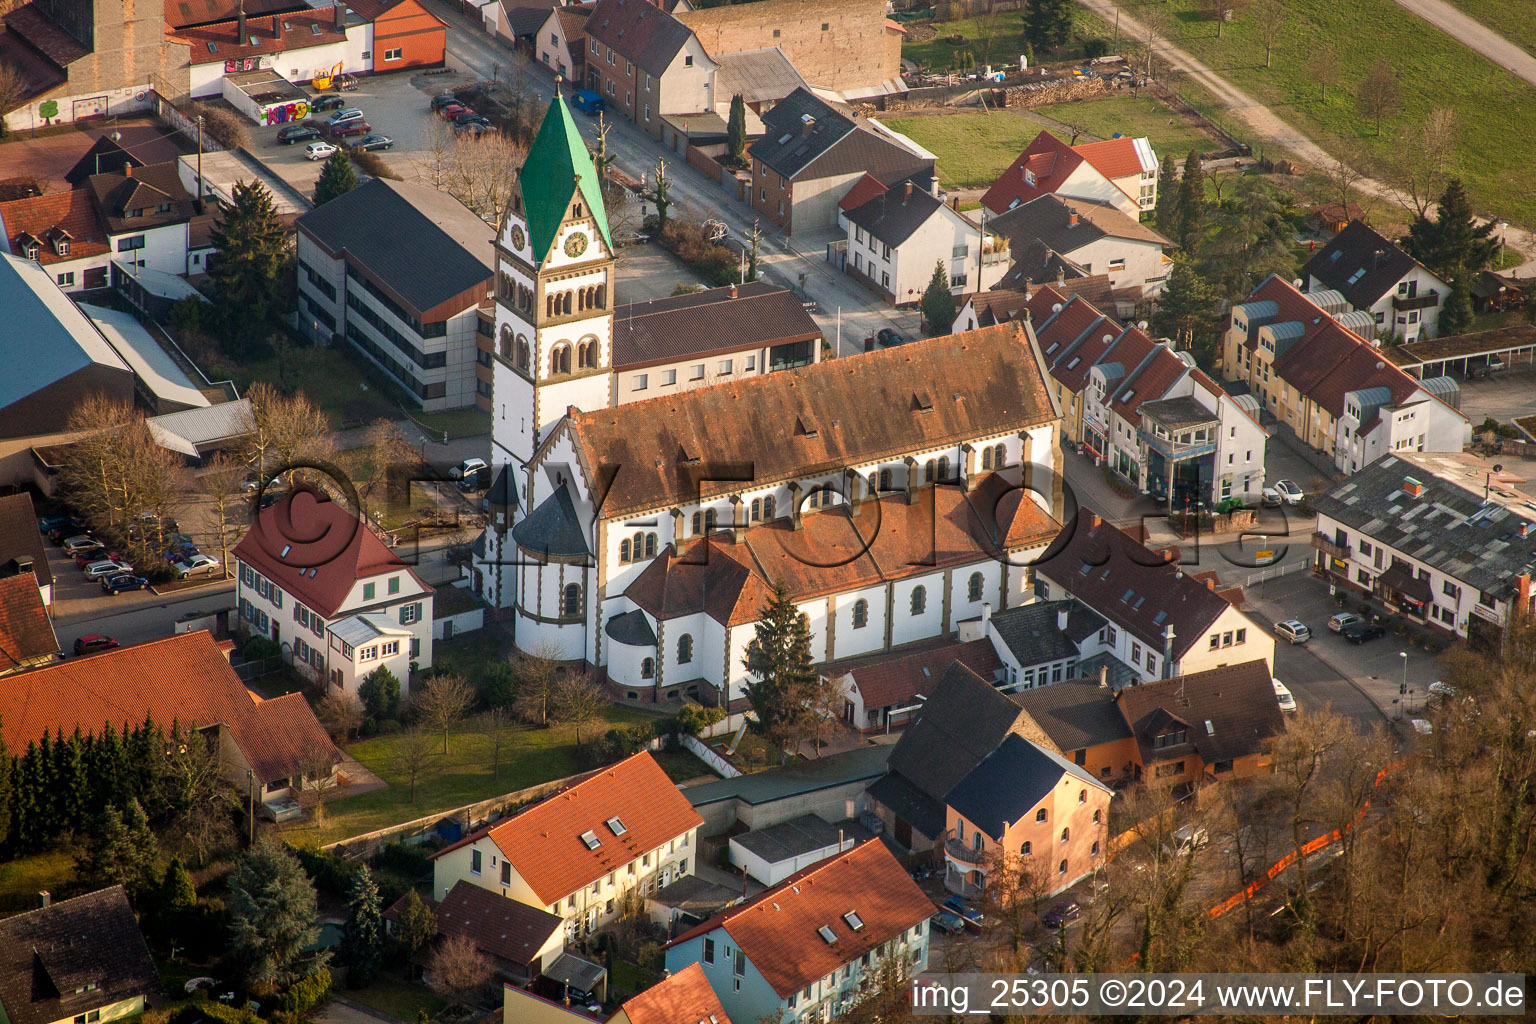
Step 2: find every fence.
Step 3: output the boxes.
[681,735,741,779]
[1244,560,1307,588]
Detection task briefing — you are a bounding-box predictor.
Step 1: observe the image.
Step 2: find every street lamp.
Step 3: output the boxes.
[1485,463,1504,504]
[1396,650,1407,721]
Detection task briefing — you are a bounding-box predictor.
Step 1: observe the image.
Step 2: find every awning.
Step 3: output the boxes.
[1377,563,1432,605]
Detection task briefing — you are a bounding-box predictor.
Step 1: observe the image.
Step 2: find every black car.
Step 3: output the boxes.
[1341,622,1386,644]
[454,111,491,126]
[430,93,460,112]
[277,123,321,144]
[876,327,905,347]
[312,95,347,112]
[453,121,491,138]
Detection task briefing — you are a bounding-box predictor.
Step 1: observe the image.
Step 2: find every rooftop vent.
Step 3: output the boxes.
[580,830,601,850]
[1205,719,1215,735]
[1402,477,1424,498]
[912,392,933,412]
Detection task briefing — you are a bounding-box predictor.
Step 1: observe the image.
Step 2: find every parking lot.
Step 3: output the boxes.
[1453,364,1536,425]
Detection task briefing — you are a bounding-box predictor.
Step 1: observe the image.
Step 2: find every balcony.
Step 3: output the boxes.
[1138,427,1218,463]
[944,837,987,866]
[1311,532,1351,559]
[1392,289,1440,312]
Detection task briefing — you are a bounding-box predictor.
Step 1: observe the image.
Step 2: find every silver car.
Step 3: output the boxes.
[1275,619,1311,644]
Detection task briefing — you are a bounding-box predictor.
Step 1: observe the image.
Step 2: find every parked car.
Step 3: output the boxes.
[876,327,905,347]
[48,523,87,543]
[437,103,468,121]
[571,89,605,115]
[61,534,100,555]
[942,896,984,929]
[1328,611,1363,633]
[1041,901,1080,928]
[73,633,119,655]
[450,457,488,480]
[330,120,372,138]
[930,910,966,934]
[277,123,321,144]
[458,466,490,491]
[172,554,222,579]
[38,514,80,534]
[1260,486,1281,507]
[326,108,365,127]
[429,93,460,112]
[1341,622,1386,644]
[305,141,339,160]
[353,133,394,151]
[259,489,289,509]
[453,111,490,126]
[1273,678,1297,714]
[1273,479,1304,505]
[312,94,347,112]
[1164,825,1209,857]
[83,558,134,580]
[1410,718,1434,735]
[453,121,491,138]
[1274,619,1312,644]
[101,573,149,595]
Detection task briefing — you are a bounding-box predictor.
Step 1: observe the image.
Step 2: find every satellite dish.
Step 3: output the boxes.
[1292,278,1303,287]
[1103,334,1114,344]
[1138,320,1149,330]
[1375,361,1385,371]
[1052,303,1062,312]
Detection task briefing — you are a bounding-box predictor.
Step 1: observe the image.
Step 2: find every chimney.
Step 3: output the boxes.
[124,164,133,177]
[334,1,345,30]
[1098,664,1109,688]
[1402,476,1424,498]
[1057,605,1069,632]
[1055,267,1066,286]
[952,196,959,211]
[981,601,992,629]
[273,13,281,38]
[729,283,737,298]
[36,891,50,909]
[905,457,920,505]
[1067,211,1079,227]
[237,0,246,42]
[731,495,746,544]
[801,113,815,136]
[14,556,32,577]
[1086,510,1101,530]
[1205,576,1217,591]
[903,181,913,201]
[788,481,804,531]
[1161,624,1176,680]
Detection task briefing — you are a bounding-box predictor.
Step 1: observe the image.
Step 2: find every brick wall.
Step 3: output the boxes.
[678,0,897,95]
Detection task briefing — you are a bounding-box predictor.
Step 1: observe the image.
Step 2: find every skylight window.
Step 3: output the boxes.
[817,925,838,944]
[606,816,627,836]
[1133,597,1145,611]
[1347,268,1366,285]
[580,830,601,850]
[1121,589,1134,603]
[281,544,291,557]
[843,911,864,931]
[1153,610,1167,624]
[1205,719,1215,735]
[777,133,792,145]
[1079,562,1092,575]
[206,41,217,52]
[1067,357,1081,369]
[310,21,322,35]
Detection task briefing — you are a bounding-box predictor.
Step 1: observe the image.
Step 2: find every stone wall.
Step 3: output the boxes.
[679,0,898,95]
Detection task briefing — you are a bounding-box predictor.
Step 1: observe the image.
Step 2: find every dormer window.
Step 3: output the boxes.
[56,239,69,256]
[22,242,39,260]
[124,207,142,219]
[156,202,172,214]
[1024,168,1036,186]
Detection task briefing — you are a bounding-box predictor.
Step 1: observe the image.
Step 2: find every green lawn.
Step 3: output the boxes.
[650,746,714,783]
[344,979,447,1022]
[902,8,1123,73]
[221,346,399,429]
[0,850,75,916]
[411,406,491,440]
[1032,94,1217,159]
[1447,0,1536,54]
[1104,0,1536,225]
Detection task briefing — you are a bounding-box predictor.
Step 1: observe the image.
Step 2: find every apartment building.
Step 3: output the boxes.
[1302,220,1449,342]
[584,0,717,141]
[981,130,1157,219]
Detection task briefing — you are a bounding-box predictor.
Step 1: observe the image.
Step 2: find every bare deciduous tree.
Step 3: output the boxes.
[196,453,247,579]
[349,417,419,525]
[513,645,562,726]
[393,726,440,802]
[1386,107,1460,218]
[59,395,186,563]
[416,121,529,225]
[1355,59,1403,137]
[475,707,517,778]
[1307,43,1341,101]
[552,672,607,743]
[0,61,26,138]
[317,689,365,741]
[412,673,475,754]
[424,934,494,1009]
[979,847,1056,953]
[241,382,335,487]
[1198,0,1250,38]
[297,742,341,831]
[1253,0,1285,68]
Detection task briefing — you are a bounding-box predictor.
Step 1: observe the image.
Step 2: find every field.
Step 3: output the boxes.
[901,8,1123,73]
[1447,0,1536,54]
[1110,0,1536,225]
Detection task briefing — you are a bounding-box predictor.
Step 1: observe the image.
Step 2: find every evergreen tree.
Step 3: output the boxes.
[1439,270,1474,336]
[726,93,747,166]
[227,842,326,987]
[0,734,12,852]
[56,728,88,825]
[340,866,384,987]
[14,741,44,851]
[742,579,818,753]
[1152,261,1220,351]
[920,260,957,335]
[155,857,198,946]
[313,150,359,208]
[1174,150,1205,252]
[205,181,290,352]
[1154,152,1180,235]
[76,798,159,899]
[35,731,55,825]
[1402,177,1499,279]
[393,889,437,965]
[359,666,402,725]
[1024,0,1074,51]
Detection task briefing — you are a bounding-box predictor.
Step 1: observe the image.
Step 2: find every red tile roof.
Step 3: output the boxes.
[0,631,339,784]
[838,172,887,211]
[981,131,1084,215]
[232,489,431,619]
[666,840,934,998]
[0,572,57,670]
[618,963,733,1024]
[170,10,349,65]
[431,752,704,906]
[1071,136,1149,180]
[1110,343,1187,428]
[825,637,1001,711]
[0,188,110,266]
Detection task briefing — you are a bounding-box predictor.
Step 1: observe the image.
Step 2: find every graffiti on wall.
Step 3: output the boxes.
[262,100,311,125]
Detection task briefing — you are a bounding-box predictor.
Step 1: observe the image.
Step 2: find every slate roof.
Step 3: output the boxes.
[1035,509,1247,661]
[884,661,1032,803]
[1310,452,1536,601]
[990,194,1167,256]
[618,962,734,1024]
[565,321,1057,518]
[296,178,493,318]
[0,493,52,595]
[0,886,159,1024]
[516,91,611,264]
[945,733,1111,841]
[500,0,571,39]
[988,598,1104,667]
[610,281,820,369]
[715,46,807,105]
[864,770,947,838]
[232,489,432,619]
[3,3,89,67]
[731,813,848,865]
[586,0,696,76]
[0,188,110,266]
[665,841,934,998]
[604,609,656,647]
[843,182,947,248]
[823,636,1003,711]
[428,881,563,966]
[430,752,704,905]
[1302,219,1439,309]
[85,162,197,234]
[511,483,589,558]
[751,88,933,187]
[0,631,340,785]
[682,744,890,809]
[1009,679,1133,753]
[0,572,58,669]
[1114,659,1283,767]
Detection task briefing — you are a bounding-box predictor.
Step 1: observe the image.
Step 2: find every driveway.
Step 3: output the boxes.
[1452,365,1536,425]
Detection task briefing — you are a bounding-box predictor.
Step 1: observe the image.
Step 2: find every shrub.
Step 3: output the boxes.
[373,842,432,879]
[277,969,332,1017]
[657,220,741,287]
[349,149,399,181]
[243,636,281,663]
[673,704,726,737]
[671,282,703,296]
[377,718,402,735]
[166,1003,260,1024]
[1082,37,1110,59]
[290,844,360,898]
[191,103,251,151]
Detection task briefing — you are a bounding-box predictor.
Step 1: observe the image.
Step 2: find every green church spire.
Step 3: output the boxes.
[519,91,611,263]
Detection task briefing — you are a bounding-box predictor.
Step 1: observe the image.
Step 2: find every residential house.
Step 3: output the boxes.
[981,130,1157,220]
[952,278,1119,333]
[609,963,733,1024]
[0,573,59,674]
[1470,270,1528,313]
[0,887,160,1024]
[0,492,54,605]
[823,636,1003,732]
[663,840,933,1024]
[0,187,112,292]
[988,194,1171,299]
[0,0,191,133]
[713,46,808,115]
[430,752,704,940]
[991,243,1139,317]
[534,2,592,84]
[84,162,204,277]
[1222,275,1469,473]
[388,881,564,984]
[1302,219,1449,342]
[746,88,934,234]
[1310,452,1536,645]
[64,129,190,188]
[232,490,435,693]
[296,177,494,411]
[863,661,1111,892]
[609,281,822,403]
[1010,658,1284,788]
[490,0,674,50]
[500,987,605,1024]
[839,176,1008,303]
[1033,509,1275,679]
[677,0,904,101]
[0,630,342,802]
[584,0,717,141]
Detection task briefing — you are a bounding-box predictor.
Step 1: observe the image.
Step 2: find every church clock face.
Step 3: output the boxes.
[509,225,526,250]
[564,231,589,258]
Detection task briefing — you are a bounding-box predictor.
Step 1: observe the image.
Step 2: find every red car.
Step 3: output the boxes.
[74,634,119,656]
[73,547,121,567]
[437,103,468,121]
[330,119,373,138]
